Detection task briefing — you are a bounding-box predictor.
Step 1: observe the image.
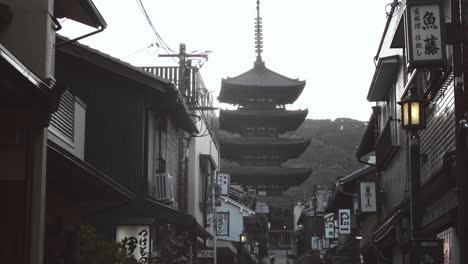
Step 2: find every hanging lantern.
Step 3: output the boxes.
[398,92,426,132]
[239,231,247,243]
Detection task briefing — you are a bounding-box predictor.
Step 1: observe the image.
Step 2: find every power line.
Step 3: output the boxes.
[120,43,157,59]
[134,0,174,54]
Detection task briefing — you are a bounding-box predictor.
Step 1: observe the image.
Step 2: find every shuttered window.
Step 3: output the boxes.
[50,89,75,142]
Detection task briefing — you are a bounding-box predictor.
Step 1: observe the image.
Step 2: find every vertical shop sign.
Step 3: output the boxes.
[406,1,446,67]
[116,225,150,262]
[360,182,377,212]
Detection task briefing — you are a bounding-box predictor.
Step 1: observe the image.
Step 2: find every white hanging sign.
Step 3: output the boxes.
[406,2,446,67]
[360,182,377,212]
[338,209,351,234]
[116,225,150,262]
[216,212,229,236]
[217,172,230,195]
[325,221,335,239]
[311,236,320,250]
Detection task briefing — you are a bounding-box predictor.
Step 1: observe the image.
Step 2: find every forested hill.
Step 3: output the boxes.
[284,118,367,198]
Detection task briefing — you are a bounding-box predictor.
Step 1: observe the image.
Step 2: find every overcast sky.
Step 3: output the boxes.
[62,0,393,121]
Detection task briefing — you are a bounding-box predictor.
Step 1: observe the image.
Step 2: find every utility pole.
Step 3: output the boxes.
[160,44,208,211]
[159,43,208,104]
[455,0,468,263]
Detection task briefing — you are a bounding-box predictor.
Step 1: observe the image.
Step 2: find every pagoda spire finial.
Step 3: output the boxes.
[255,0,264,64]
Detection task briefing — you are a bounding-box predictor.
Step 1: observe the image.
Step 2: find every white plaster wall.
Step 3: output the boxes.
[293,204,304,231]
[0,0,55,79]
[216,200,246,242]
[187,112,219,225]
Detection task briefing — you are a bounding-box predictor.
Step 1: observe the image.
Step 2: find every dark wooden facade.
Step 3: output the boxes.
[354,1,468,263]
[38,38,207,263]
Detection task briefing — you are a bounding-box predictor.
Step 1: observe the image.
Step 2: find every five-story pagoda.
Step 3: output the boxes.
[218,0,311,195]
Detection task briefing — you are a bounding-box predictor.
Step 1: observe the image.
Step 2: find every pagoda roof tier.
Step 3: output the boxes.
[220,137,310,162]
[219,61,306,105]
[219,109,308,134]
[229,166,312,187]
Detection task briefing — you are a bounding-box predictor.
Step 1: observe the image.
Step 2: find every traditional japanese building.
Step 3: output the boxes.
[218,0,311,195]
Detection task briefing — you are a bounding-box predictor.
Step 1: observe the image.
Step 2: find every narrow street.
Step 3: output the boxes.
[1,0,468,264]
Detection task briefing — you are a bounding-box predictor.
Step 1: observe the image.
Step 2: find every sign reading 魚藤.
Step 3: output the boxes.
[325,221,335,239]
[338,209,351,234]
[217,172,230,195]
[116,225,150,262]
[406,1,446,68]
[216,211,229,236]
[360,182,377,212]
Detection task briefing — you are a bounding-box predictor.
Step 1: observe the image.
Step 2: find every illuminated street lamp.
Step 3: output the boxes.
[398,90,426,240]
[398,92,426,133]
[239,231,247,243]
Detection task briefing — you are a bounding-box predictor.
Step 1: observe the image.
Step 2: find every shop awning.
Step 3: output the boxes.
[47,140,136,203]
[367,55,400,102]
[356,110,378,160]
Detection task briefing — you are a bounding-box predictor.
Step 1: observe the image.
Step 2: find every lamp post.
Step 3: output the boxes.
[398,91,426,241]
[254,241,259,262]
[238,231,247,264]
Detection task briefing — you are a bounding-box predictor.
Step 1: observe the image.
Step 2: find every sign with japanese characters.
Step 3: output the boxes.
[412,239,444,264]
[325,221,335,239]
[197,250,214,258]
[360,182,377,212]
[217,172,230,195]
[311,236,320,249]
[406,1,446,67]
[216,212,229,236]
[116,225,150,262]
[338,209,351,234]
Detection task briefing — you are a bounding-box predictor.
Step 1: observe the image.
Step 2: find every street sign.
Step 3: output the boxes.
[360,182,377,212]
[338,209,351,234]
[197,250,214,258]
[325,221,335,238]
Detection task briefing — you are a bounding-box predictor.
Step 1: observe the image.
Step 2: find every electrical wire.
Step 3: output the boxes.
[134,0,179,64]
[120,43,157,59]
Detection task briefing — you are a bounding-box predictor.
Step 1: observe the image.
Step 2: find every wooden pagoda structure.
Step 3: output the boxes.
[218,1,311,194]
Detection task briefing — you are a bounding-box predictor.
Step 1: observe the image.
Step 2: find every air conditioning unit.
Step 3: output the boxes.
[151,172,174,202]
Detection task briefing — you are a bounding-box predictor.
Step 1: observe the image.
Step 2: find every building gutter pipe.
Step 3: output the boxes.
[358,156,376,167]
[55,25,105,48]
[374,0,400,64]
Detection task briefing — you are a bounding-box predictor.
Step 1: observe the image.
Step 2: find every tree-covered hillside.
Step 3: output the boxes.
[284,118,367,198]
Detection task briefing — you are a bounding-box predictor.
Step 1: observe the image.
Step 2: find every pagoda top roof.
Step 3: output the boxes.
[218,61,306,105]
[222,61,305,88]
[229,166,312,187]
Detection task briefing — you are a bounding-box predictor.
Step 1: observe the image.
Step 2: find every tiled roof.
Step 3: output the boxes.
[229,166,312,187]
[222,61,305,88]
[220,108,308,118]
[219,109,308,134]
[220,137,310,146]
